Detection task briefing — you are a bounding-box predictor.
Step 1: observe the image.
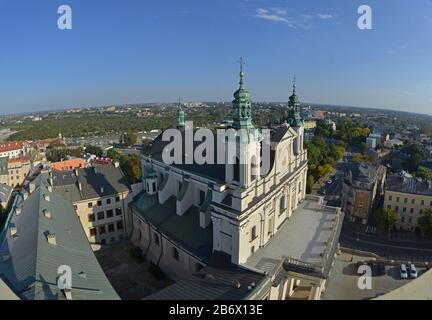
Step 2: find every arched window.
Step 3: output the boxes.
[233,157,240,182]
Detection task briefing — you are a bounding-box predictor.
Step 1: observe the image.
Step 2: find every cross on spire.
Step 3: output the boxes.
[293,75,296,94]
[238,57,245,86]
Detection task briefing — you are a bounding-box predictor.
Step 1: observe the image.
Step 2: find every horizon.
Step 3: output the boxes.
[1,0,432,115]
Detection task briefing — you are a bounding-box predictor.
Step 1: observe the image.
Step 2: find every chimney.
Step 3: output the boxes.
[47,185,53,192]
[43,209,52,219]
[49,177,54,186]
[114,162,119,168]
[100,186,104,194]
[74,169,79,176]
[77,181,82,191]
[23,192,28,200]
[47,233,57,245]
[10,226,17,237]
[43,194,50,202]
[15,207,22,216]
[29,181,36,194]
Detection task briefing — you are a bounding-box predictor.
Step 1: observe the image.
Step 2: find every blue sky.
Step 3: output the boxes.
[0,0,431,115]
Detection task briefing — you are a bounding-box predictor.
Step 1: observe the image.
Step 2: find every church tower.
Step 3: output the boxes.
[176,100,185,130]
[225,58,263,189]
[287,76,304,155]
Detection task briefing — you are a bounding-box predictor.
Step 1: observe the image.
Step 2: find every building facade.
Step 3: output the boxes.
[384,173,432,232]
[52,164,131,244]
[130,70,344,300]
[7,157,31,188]
[0,141,27,159]
[341,163,387,225]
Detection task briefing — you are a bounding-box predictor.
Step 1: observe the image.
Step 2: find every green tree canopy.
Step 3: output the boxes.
[374,208,400,234]
[85,145,103,157]
[418,208,432,237]
[120,154,142,184]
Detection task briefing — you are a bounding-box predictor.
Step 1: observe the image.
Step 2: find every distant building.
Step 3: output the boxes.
[51,164,131,244]
[366,137,377,149]
[325,119,336,131]
[384,173,432,232]
[341,163,387,224]
[0,141,27,159]
[51,158,86,171]
[0,173,119,300]
[304,120,317,130]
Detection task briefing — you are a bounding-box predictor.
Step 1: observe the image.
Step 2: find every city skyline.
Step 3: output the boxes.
[1,0,432,115]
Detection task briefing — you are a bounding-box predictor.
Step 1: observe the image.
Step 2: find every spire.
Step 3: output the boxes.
[239,57,245,87]
[292,75,296,94]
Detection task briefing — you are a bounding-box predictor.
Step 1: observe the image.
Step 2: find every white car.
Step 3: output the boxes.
[400,264,408,279]
[409,264,418,278]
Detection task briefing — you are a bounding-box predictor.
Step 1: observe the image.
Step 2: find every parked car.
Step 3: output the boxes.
[409,264,418,278]
[400,264,408,279]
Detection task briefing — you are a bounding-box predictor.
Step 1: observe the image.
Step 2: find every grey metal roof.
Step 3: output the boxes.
[0,184,12,206]
[52,164,130,202]
[146,252,267,300]
[0,173,119,300]
[130,193,213,262]
[386,174,432,196]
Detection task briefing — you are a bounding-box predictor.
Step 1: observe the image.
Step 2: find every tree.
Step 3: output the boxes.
[418,208,432,237]
[306,175,315,194]
[120,155,142,184]
[123,132,137,147]
[85,145,103,157]
[107,148,121,162]
[374,208,399,234]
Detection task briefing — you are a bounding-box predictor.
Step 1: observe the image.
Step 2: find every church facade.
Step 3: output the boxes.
[129,66,343,300]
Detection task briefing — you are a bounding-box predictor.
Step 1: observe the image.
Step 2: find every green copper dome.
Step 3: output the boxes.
[287,76,304,127]
[232,59,254,131]
[176,101,185,129]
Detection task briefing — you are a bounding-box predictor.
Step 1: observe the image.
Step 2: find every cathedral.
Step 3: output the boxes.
[128,64,344,300]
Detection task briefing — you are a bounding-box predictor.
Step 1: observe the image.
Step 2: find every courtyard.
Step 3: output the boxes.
[94,242,173,300]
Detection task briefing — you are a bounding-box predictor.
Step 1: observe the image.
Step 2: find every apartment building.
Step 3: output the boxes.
[384,172,432,232]
[0,141,27,159]
[341,163,387,224]
[51,163,131,244]
[7,157,31,188]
